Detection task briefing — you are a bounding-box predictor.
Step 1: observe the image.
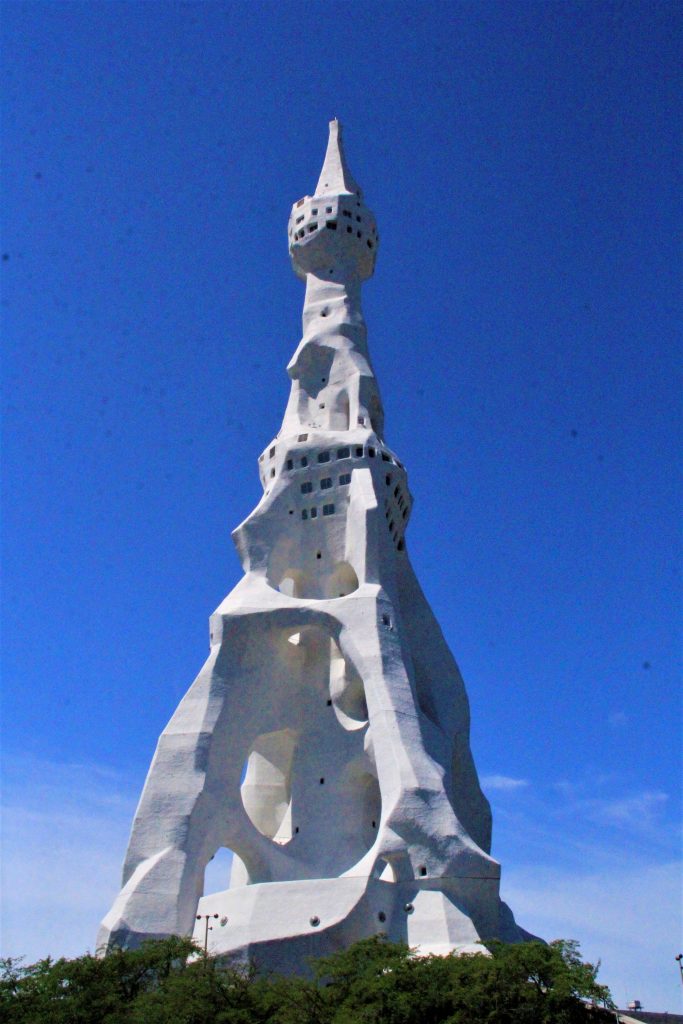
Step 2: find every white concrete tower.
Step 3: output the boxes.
[98,120,534,969]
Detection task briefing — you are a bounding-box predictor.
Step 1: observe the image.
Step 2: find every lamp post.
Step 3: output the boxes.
[196,913,219,955]
[675,953,683,989]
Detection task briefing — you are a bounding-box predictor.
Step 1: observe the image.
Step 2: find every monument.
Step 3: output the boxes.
[98,120,534,970]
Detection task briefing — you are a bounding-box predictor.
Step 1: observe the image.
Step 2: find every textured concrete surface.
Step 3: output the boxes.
[98,120,534,971]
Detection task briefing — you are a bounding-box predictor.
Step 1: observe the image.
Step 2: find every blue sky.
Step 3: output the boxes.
[2,0,681,1010]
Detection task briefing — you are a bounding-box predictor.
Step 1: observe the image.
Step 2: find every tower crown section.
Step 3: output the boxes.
[288,120,378,282]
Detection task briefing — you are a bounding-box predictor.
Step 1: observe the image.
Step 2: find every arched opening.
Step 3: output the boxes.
[278,569,305,598]
[330,389,350,430]
[202,846,253,894]
[240,729,298,844]
[325,561,359,599]
[329,640,368,729]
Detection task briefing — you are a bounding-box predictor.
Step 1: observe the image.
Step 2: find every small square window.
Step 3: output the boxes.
[270,468,275,478]
[381,452,391,462]
[301,456,308,468]
[317,452,330,463]
[355,446,363,457]
[386,475,392,485]
[269,447,275,458]
[326,206,332,213]
[310,507,318,518]
[296,215,304,224]
[339,473,351,485]
[320,478,332,490]
[368,447,376,457]
[322,503,335,516]
[308,223,318,233]
[358,416,365,424]
[286,459,293,470]
[356,215,361,222]
[301,481,313,494]
[337,446,350,459]
[342,209,351,218]
[326,220,337,230]
[312,208,318,214]
[301,509,308,520]
[394,486,400,497]
[298,433,308,442]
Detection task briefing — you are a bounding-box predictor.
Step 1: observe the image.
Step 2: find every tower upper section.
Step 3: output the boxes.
[288,120,378,282]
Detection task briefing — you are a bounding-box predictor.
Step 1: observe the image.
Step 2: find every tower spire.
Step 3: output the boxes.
[315,118,361,197]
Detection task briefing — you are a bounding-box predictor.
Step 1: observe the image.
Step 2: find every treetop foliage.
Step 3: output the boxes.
[0,934,614,1024]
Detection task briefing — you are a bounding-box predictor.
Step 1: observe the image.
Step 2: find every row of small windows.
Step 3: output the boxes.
[301,504,335,520]
[293,219,375,249]
[261,439,404,482]
[301,473,351,495]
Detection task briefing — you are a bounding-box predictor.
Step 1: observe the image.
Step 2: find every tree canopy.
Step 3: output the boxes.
[0,934,614,1024]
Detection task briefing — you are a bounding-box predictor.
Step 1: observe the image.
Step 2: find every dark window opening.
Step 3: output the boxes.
[301,456,308,468]
[270,468,275,478]
[298,434,308,442]
[397,539,404,551]
[419,866,427,877]
[386,474,392,485]
[322,503,335,516]
[316,552,322,559]
[296,215,304,223]
[301,482,313,494]
[339,473,351,485]
[342,210,351,218]
[371,820,376,828]
[382,452,391,462]
[319,402,325,409]
[355,446,363,457]
[356,215,361,222]
[346,226,353,233]
[312,208,318,215]
[295,826,300,833]
[318,452,330,463]
[269,447,275,458]
[308,223,318,233]
[394,486,400,497]
[326,206,332,213]
[389,520,394,531]
[367,240,373,249]
[378,911,386,922]
[286,459,293,470]
[326,220,337,230]
[310,507,317,518]
[320,478,332,490]
[288,510,293,515]
[310,915,320,926]
[296,198,304,207]
[357,231,362,238]
[337,446,350,459]
[358,415,365,425]
[319,778,324,785]
[368,447,376,457]
[381,614,391,626]
[301,510,308,520]
[326,699,332,706]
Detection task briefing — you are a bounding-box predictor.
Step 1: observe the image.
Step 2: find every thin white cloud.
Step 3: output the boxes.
[481,774,530,791]
[2,754,681,1015]
[502,860,683,1012]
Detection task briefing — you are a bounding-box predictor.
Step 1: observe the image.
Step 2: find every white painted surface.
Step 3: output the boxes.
[98,120,534,971]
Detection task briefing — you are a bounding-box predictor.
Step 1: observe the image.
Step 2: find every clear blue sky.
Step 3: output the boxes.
[2,0,681,1010]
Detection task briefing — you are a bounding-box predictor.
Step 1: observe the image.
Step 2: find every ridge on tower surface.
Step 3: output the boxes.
[97,121,537,972]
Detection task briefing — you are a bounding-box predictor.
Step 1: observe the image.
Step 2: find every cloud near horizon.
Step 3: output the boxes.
[1,754,680,1013]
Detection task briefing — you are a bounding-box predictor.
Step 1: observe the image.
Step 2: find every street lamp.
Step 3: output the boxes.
[196,912,219,954]
[675,953,683,989]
